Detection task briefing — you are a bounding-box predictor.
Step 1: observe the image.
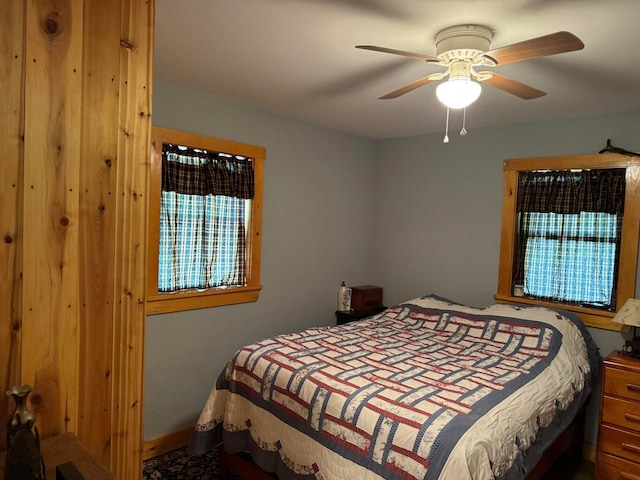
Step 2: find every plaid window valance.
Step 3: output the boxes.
[517,168,625,214]
[162,144,254,199]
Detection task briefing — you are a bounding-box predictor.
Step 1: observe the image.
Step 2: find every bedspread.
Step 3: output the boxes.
[190,295,600,480]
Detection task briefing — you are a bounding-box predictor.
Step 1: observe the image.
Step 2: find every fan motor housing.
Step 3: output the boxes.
[435,25,493,62]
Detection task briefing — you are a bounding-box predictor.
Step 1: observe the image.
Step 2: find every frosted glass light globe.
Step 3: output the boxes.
[436,78,481,109]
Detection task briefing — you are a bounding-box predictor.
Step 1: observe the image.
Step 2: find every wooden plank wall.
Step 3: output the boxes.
[110,1,153,477]
[0,0,25,437]
[0,1,153,479]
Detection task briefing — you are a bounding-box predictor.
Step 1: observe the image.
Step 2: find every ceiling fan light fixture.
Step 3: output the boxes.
[436,77,481,109]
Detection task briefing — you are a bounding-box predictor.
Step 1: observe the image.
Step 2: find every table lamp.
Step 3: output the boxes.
[613,298,640,358]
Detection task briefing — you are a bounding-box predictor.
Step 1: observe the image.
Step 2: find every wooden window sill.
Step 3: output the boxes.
[494,293,626,332]
[146,285,262,315]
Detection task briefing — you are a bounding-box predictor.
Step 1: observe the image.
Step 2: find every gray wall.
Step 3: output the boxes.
[145,82,640,447]
[372,110,640,308]
[371,110,640,443]
[144,84,378,439]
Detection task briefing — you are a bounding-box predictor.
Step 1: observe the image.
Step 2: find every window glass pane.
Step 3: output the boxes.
[521,211,618,307]
[158,191,246,292]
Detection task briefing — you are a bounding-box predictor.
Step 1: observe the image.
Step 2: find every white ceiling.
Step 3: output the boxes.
[154,0,640,140]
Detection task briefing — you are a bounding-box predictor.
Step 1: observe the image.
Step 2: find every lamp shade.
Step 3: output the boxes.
[436,77,481,109]
[613,298,640,327]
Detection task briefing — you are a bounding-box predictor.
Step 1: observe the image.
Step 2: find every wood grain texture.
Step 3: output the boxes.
[76,0,122,465]
[0,0,25,452]
[0,1,153,477]
[496,169,517,298]
[619,164,640,313]
[23,0,82,438]
[479,72,545,99]
[482,31,584,67]
[110,0,153,478]
[142,427,194,460]
[597,352,640,478]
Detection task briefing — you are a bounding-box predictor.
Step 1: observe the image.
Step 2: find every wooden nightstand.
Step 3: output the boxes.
[596,350,640,479]
[335,307,386,325]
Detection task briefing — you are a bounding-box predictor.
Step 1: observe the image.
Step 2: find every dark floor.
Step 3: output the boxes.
[143,448,595,480]
[541,456,594,480]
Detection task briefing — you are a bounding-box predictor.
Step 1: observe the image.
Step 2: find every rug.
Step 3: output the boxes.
[143,446,230,480]
[142,446,593,479]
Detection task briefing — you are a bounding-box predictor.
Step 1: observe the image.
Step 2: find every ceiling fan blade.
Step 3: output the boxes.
[481,31,584,66]
[356,45,440,63]
[477,72,546,99]
[379,76,435,99]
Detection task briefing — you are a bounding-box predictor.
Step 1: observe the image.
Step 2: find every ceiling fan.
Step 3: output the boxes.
[356,25,584,107]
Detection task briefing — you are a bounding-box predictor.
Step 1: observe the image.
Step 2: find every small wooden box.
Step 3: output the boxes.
[350,285,383,313]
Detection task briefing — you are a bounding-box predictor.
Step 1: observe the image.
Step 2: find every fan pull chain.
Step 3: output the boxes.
[460,108,468,136]
[443,107,450,143]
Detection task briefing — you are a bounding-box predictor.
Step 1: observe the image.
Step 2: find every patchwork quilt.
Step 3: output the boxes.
[190,295,600,480]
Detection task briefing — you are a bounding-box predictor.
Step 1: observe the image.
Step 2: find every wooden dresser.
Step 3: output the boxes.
[596,350,640,478]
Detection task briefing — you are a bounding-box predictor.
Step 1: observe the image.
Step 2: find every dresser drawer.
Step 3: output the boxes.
[605,366,640,402]
[597,452,640,480]
[600,424,640,462]
[603,396,640,433]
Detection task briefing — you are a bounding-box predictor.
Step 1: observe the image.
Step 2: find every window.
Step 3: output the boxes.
[519,211,619,306]
[496,154,640,330]
[147,127,264,314]
[514,169,624,309]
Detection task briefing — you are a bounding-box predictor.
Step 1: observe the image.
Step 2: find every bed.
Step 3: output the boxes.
[189,294,601,480]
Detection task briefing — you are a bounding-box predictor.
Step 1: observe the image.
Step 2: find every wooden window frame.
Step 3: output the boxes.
[146,126,264,314]
[495,153,640,331]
